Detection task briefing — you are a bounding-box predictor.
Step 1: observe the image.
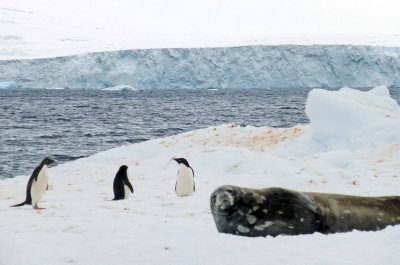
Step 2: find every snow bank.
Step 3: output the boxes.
[0,86,399,265]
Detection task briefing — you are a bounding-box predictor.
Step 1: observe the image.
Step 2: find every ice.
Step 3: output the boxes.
[1,46,400,89]
[305,85,400,150]
[0,81,17,89]
[1,86,399,265]
[101,85,139,91]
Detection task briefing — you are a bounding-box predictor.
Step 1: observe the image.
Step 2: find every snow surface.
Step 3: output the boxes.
[1,0,400,60]
[1,86,399,265]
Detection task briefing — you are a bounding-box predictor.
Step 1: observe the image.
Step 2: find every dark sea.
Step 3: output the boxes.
[1,88,399,179]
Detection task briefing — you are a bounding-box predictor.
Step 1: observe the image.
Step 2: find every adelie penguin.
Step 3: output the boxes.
[112,165,134,200]
[11,157,56,210]
[174,158,195,197]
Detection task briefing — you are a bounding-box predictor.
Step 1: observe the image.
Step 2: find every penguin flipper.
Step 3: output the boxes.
[123,176,134,193]
[126,181,134,193]
[174,181,177,192]
[193,182,196,192]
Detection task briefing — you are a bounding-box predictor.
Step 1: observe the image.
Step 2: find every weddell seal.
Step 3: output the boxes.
[11,157,57,210]
[210,185,400,237]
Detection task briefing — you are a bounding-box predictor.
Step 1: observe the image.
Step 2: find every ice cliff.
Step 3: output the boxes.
[0,45,399,89]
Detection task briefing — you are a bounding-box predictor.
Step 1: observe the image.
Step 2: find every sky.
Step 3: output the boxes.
[1,0,400,36]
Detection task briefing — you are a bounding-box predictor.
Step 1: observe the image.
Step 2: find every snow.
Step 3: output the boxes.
[1,0,400,60]
[1,86,399,265]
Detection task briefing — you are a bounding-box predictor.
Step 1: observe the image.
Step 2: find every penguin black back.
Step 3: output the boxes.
[113,165,134,200]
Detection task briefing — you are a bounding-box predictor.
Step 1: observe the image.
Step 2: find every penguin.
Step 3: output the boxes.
[11,157,56,209]
[112,165,134,200]
[174,158,195,197]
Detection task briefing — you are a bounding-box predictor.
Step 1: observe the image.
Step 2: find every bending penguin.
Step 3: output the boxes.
[174,158,195,197]
[112,165,134,200]
[11,157,56,210]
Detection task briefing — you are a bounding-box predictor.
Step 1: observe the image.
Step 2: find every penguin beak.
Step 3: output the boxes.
[48,159,58,166]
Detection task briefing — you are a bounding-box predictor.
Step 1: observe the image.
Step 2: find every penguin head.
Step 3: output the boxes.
[41,157,57,166]
[173,158,190,167]
[117,165,128,175]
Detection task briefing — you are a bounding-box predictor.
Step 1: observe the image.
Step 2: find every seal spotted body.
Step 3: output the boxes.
[210,185,400,237]
[11,158,56,210]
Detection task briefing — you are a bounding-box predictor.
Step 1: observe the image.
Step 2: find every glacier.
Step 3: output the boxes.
[0,45,399,89]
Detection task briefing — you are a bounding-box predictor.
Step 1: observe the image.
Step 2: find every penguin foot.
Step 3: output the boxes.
[33,204,45,210]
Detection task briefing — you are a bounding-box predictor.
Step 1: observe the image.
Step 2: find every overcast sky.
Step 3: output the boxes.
[2,0,400,35]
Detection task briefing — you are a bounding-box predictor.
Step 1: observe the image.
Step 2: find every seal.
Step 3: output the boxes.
[112,165,134,200]
[173,158,195,197]
[210,185,400,237]
[11,157,56,210]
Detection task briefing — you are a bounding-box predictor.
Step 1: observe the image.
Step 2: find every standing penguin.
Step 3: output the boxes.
[112,165,134,200]
[174,158,195,197]
[11,157,56,210]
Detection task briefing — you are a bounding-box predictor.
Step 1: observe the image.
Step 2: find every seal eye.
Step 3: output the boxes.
[226,188,233,194]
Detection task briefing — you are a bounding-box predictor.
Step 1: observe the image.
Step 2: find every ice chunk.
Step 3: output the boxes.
[0,81,17,89]
[101,85,139,91]
[305,86,400,150]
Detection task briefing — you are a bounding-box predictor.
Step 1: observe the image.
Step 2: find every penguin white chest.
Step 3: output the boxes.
[176,164,194,197]
[31,165,48,205]
[124,184,132,200]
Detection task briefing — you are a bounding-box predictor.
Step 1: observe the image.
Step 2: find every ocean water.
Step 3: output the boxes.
[1,88,399,179]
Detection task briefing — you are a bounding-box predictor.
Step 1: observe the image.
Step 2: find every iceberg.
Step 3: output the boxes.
[101,84,139,91]
[0,81,17,89]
